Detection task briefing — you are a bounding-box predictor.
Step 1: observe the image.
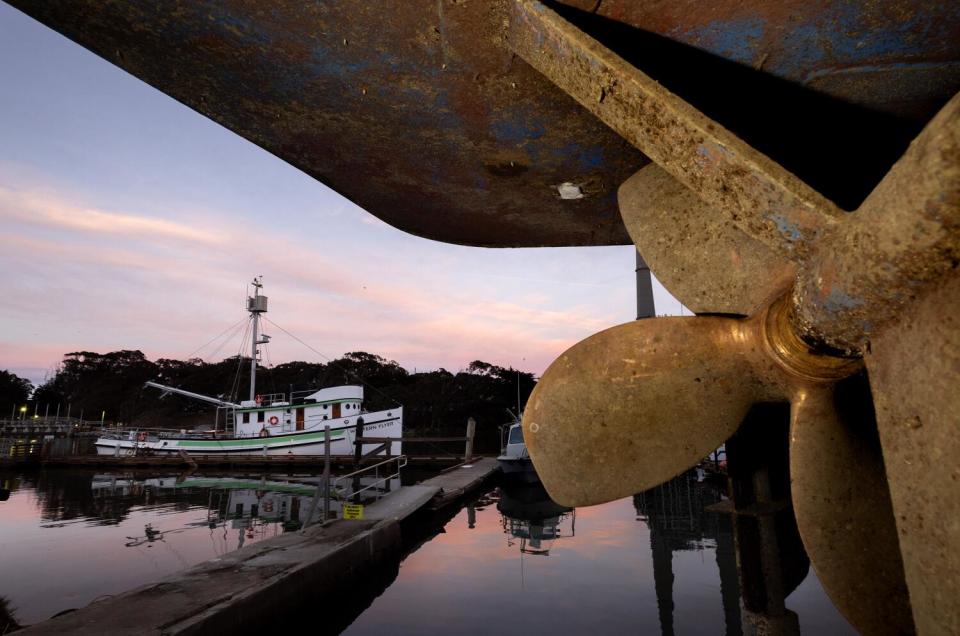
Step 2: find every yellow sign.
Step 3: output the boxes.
[343,504,365,520]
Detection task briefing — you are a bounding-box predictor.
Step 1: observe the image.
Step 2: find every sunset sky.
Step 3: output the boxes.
[0,4,684,386]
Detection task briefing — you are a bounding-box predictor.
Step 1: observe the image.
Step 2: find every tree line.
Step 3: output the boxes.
[2,351,535,450]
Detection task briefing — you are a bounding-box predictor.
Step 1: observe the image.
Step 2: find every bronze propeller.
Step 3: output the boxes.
[513,3,960,632]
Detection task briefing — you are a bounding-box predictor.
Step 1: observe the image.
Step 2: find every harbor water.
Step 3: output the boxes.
[0,467,854,633]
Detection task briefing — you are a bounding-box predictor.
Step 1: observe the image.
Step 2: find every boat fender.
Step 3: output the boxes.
[268,416,279,425]
[259,428,270,438]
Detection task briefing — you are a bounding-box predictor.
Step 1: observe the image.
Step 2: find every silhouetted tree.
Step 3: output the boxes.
[0,370,33,418]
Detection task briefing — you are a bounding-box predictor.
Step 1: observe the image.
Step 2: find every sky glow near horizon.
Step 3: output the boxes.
[0,5,685,387]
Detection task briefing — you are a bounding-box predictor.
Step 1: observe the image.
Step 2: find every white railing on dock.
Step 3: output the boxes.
[332,455,407,502]
[0,417,90,435]
[302,425,406,529]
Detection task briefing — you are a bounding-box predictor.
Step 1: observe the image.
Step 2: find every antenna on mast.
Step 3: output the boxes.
[247,275,270,401]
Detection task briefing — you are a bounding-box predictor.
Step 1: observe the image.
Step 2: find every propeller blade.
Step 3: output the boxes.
[789,381,914,635]
[522,315,777,506]
[619,165,796,315]
[865,274,960,636]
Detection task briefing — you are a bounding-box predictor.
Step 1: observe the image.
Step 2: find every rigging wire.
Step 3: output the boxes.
[262,342,279,396]
[182,317,248,361]
[205,320,249,363]
[227,320,252,402]
[262,316,401,407]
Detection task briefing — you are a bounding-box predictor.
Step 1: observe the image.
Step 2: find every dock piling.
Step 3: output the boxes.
[464,417,476,462]
[323,425,331,522]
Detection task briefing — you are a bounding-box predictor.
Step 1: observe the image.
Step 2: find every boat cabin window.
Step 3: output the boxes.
[242,412,250,424]
[508,426,524,445]
[257,411,265,423]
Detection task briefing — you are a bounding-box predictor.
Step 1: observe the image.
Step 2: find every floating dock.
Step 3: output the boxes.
[17,458,501,635]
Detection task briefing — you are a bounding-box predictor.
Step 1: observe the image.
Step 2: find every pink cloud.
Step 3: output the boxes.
[0,180,631,376]
[0,186,225,245]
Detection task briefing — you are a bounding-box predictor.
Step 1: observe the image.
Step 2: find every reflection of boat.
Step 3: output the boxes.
[497,416,537,482]
[498,482,574,556]
[95,277,402,457]
[91,472,400,528]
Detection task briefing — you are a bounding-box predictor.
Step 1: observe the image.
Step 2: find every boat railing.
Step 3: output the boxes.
[256,392,286,406]
[96,426,221,440]
[289,389,317,403]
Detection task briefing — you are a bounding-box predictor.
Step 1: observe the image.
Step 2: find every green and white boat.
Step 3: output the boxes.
[95,277,403,456]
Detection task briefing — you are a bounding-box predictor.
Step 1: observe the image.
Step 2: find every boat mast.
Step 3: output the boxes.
[247,276,269,401]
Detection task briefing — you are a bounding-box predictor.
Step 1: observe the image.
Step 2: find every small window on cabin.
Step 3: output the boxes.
[257,411,265,423]
[242,412,250,424]
[323,404,328,409]
[509,426,524,445]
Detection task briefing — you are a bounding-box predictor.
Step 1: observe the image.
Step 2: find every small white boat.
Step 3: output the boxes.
[497,416,537,482]
[96,277,403,457]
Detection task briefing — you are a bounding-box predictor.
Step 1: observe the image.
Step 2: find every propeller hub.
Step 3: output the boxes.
[761,295,862,383]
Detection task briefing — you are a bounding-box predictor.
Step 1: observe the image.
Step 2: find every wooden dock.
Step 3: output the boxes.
[17,458,502,635]
[1,432,476,469]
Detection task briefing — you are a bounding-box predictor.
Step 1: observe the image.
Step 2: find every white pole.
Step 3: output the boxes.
[249,310,258,402]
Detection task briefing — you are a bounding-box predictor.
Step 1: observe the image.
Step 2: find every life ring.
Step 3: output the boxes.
[268,416,279,425]
[259,428,270,438]
[137,432,147,442]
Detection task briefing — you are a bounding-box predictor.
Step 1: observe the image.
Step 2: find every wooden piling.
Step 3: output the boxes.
[464,417,476,462]
[352,417,365,469]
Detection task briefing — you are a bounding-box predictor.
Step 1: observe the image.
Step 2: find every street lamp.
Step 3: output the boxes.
[19,406,27,421]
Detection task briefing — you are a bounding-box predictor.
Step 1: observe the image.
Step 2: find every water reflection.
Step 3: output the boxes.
[345,472,855,636]
[498,482,574,556]
[0,465,856,634]
[0,468,395,625]
[634,473,741,635]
